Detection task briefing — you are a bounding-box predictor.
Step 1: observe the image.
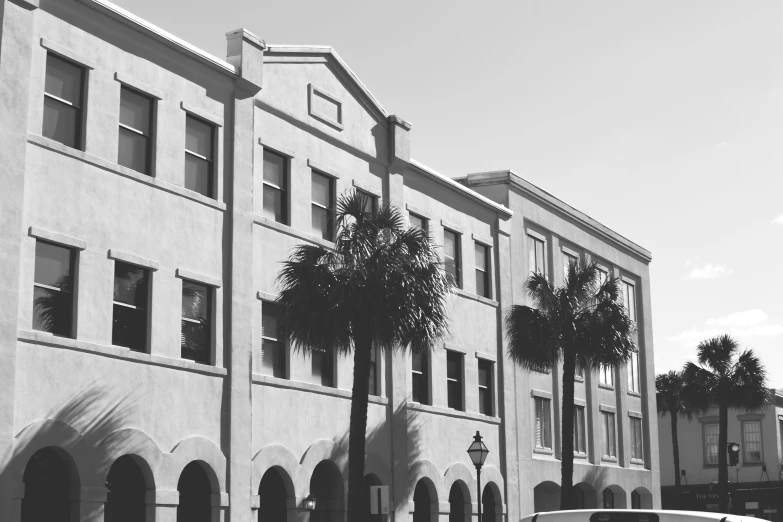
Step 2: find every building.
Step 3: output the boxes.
[659,391,783,520]
[0,0,659,521]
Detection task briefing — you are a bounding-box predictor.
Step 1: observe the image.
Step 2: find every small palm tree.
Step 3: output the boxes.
[682,335,770,513]
[276,190,451,522]
[505,261,636,510]
[655,370,693,507]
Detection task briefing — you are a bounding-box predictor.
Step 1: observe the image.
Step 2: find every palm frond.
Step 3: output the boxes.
[729,349,770,411]
[681,362,714,414]
[505,305,559,371]
[655,370,694,420]
[525,271,558,313]
[697,334,738,375]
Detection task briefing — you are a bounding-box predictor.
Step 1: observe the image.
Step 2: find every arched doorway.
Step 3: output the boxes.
[482,482,500,522]
[632,487,653,509]
[177,462,212,522]
[533,481,561,512]
[363,473,382,522]
[22,447,78,522]
[574,482,598,509]
[604,485,627,509]
[413,479,436,522]
[259,467,290,522]
[310,460,344,522]
[106,455,148,522]
[448,481,469,522]
[603,488,614,508]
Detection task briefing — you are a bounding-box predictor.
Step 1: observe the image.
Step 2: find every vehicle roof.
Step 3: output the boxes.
[520,510,754,522]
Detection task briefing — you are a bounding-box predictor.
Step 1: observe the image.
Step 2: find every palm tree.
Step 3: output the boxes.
[682,335,770,513]
[505,261,636,510]
[655,370,693,508]
[276,190,451,522]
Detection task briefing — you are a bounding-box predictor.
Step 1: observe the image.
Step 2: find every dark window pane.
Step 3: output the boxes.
[118,127,149,174]
[33,286,73,337]
[263,185,285,223]
[409,214,425,232]
[447,353,460,379]
[261,340,285,378]
[478,362,489,387]
[412,352,429,405]
[182,282,208,320]
[113,262,148,307]
[34,241,73,288]
[475,270,486,298]
[184,153,212,197]
[479,388,489,415]
[444,230,460,286]
[447,381,462,410]
[119,87,152,134]
[112,304,147,352]
[312,205,332,241]
[312,350,333,387]
[185,116,213,159]
[181,320,209,363]
[45,54,83,104]
[475,243,487,271]
[368,349,378,396]
[43,97,79,149]
[311,172,331,207]
[263,151,285,187]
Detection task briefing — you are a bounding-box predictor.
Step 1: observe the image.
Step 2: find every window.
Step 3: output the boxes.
[43,54,85,149]
[446,351,463,411]
[368,345,380,396]
[444,229,461,288]
[311,348,334,387]
[603,489,614,509]
[597,266,609,288]
[575,363,584,380]
[703,423,719,466]
[602,411,616,458]
[478,359,493,416]
[412,352,429,404]
[574,406,587,455]
[409,213,426,233]
[623,281,637,322]
[33,241,76,338]
[475,242,491,299]
[181,281,211,364]
[563,251,578,280]
[261,302,286,378]
[357,190,378,216]
[528,234,546,276]
[742,420,763,464]
[118,87,154,174]
[631,416,644,461]
[632,490,641,509]
[311,171,334,241]
[112,262,149,352]
[628,351,641,394]
[535,397,552,450]
[184,115,215,197]
[262,150,287,224]
[600,364,614,387]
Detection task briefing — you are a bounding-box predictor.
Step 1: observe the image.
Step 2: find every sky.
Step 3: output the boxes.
[113,0,783,385]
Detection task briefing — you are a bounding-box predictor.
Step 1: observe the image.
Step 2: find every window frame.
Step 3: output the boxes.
[446,350,464,411]
[357,189,378,216]
[477,358,494,416]
[562,245,579,282]
[311,347,335,388]
[180,279,212,365]
[443,228,462,288]
[118,85,155,175]
[599,364,614,388]
[741,419,764,465]
[32,240,77,339]
[311,170,335,242]
[630,416,644,462]
[368,344,381,397]
[574,405,587,456]
[262,149,289,225]
[43,53,86,150]
[527,229,548,278]
[702,422,720,467]
[602,411,617,458]
[111,260,151,353]
[534,396,553,451]
[184,114,216,198]
[260,300,288,379]
[474,241,491,299]
[411,351,430,405]
[409,212,427,235]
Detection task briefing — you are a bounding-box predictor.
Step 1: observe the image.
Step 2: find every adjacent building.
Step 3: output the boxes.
[0,0,660,520]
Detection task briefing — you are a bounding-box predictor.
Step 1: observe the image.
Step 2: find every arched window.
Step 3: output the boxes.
[309,461,344,522]
[482,484,498,522]
[106,455,147,522]
[413,480,434,522]
[259,467,289,522]
[22,447,76,522]
[448,482,468,522]
[177,462,212,522]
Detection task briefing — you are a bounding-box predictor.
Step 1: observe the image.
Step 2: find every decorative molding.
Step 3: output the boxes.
[28,226,87,250]
[697,415,720,424]
[256,291,279,302]
[405,203,432,220]
[258,138,295,158]
[561,244,580,259]
[108,249,159,271]
[598,383,615,391]
[627,390,642,398]
[444,342,467,354]
[440,219,463,234]
[252,374,388,406]
[405,401,501,425]
[306,158,341,179]
[176,268,221,288]
[531,389,553,400]
[40,38,96,69]
[11,0,39,9]
[452,288,499,308]
[475,351,497,362]
[574,398,586,407]
[471,232,493,247]
[525,228,547,243]
[180,101,224,127]
[599,403,617,413]
[253,215,335,251]
[737,413,765,421]
[351,179,382,198]
[308,83,344,130]
[114,72,163,99]
[146,490,180,506]
[628,410,643,419]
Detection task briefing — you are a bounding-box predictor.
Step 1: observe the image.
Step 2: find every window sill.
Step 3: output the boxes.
[601,456,618,463]
[742,462,764,467]
[253,215,336,250]
[534,448,554,456]
[574,452,588,459]
[406,401,501,424]
[452,288,499,308]
[630,458,645,466]
[627,390,642,398]
[27,133,226,211]
[598,383,615,391]
[17,329,227,376]
[574,376,584,382]
[252,373,389,405]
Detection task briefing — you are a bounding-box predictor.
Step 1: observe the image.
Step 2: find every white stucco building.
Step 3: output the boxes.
[0,1,660,521]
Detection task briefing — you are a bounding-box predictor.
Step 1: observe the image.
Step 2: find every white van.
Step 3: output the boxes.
[520,510,757,522]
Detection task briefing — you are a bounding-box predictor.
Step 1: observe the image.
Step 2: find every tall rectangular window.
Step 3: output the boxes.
[311,349,334,387]
[631,416,644,461]
[742,420,763,464]
[628,351,641,394]
[563,251,578,280]
[446,351,463,411]
[597,267,609,288]
[368,345,380,396]
[703,423,719,465]
[33,241,76,338]
[409,213,426,233]
[574,405,587,455]
[43,54,85,149]
[412,352,429,404]
[261,302,286,378]
[478,359,493,416]
[600,364,614,387]
[475,242,490,299]
[311,171,334,241]
[444,229,461,288]
[262,150,287,224]
[602,411,617,458]
[118,87,154,174]
[112,262,149,352]
[184,115,215,198]
[181,281,211,364]
[358,190,378,215]
[623,281,637,321]
[528,234,546,276]
[535,397,552,450]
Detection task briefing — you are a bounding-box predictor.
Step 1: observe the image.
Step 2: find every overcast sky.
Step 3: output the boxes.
[114,0,783,386]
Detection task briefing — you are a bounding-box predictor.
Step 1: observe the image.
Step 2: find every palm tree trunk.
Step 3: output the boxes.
[718,397,729,513]
[671,412,681,508]
[347,335,373,522]
[559,349,577,510]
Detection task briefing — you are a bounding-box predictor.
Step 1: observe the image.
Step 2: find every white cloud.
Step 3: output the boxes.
[685,264,733,280]
[773,214,783,225]
[668,309,783,345]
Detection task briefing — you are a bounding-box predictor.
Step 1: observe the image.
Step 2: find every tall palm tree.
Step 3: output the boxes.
[276,190,450,522]
[655,370,693,507]
[682,335,770,513]
[505,261,636,510]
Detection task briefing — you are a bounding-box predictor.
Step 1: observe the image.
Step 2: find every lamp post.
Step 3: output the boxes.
[303,494,317,512]
[467,431,489,522]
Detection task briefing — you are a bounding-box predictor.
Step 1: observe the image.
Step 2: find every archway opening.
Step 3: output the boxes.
[177,462,212,522]
[22,446,78,522]
[259,467,290,522]
[574,482,598,509]
[482,482,499,522]
[363,473,382,522]
[632,487,653,509]
[310,460,344,522]
[448,481,470,522]
[604,485,627,509]
[533,481,561,513]
[413,479,436,522]
[106,455,148,522]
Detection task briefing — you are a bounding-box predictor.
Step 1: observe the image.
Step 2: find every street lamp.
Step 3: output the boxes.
[467,431,489,522]
[303,494,317,511]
